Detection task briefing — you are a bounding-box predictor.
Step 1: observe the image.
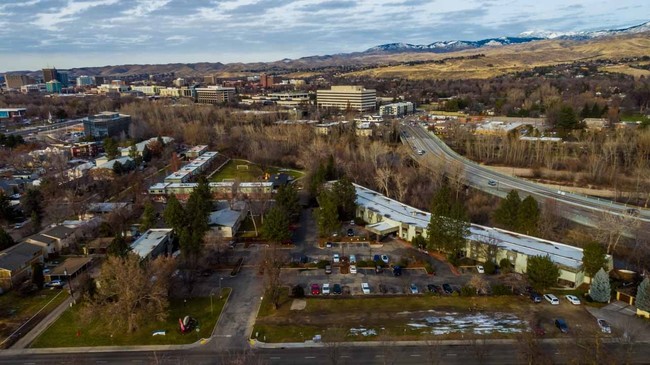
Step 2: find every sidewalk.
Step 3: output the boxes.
[10,292,77,349]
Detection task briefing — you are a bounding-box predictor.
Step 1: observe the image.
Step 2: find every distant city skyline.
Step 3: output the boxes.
[0,0,648,72]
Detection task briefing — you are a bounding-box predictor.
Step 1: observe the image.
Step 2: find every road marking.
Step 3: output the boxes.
[304,356,316,359]
[375,355,384,358]
[446,353,457,356]
[270,357,281,360]
[340,355,350,358]
[410,354,421,357]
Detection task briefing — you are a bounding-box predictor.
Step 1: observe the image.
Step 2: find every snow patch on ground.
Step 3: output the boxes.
[408,311,526,335]
[349,328,378,337]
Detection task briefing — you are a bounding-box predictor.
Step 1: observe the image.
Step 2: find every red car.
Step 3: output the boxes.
[311,283,321,295]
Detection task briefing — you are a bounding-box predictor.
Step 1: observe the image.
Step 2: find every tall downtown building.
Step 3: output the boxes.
[316,85,377,111]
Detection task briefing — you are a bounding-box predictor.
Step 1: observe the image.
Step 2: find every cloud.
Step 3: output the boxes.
[31,0,121,31]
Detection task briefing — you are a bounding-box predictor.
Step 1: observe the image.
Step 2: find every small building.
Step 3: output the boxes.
[0,242,44,290]
[25,234,60,257]
[119,137,174,157]
[582,118,608,130]
[130,228,173,260]
[0,108,27,120]
[379,102,415,117]
[83,112,132,138]
[475,121,525,136]
[238,182,273,195]
[25,225,75,257]
[45,257,93,282]
[83,202,131,220]
[208,208,245,238]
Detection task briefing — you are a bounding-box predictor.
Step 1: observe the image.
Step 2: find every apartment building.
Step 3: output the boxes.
[195,86,236,104]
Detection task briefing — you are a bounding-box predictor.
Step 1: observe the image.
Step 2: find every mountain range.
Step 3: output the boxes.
[365,21,650,54]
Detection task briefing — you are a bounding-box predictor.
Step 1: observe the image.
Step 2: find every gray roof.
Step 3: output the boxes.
[42,225,75,240]
[209,209,242,228]
[0,242,42,272]
[26,234,57,245]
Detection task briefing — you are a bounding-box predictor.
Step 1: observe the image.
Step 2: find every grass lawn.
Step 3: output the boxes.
[254,289,533,343]
[0,289,68,340]
[210,159,304,183]
[30,288,231,348]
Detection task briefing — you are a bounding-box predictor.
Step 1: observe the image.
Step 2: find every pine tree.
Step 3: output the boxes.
[260,206,291,244]
[589,268,611,303]
[316,190,339,237]
[140,201,156,231]
[275,184,300,222]
[163,194,186,232]
[517,195,539,235]
[332,178,357,221]
[0,228,15,250]
[635,278,650,312]
[581,242,608,281]
[427,182,469,255]
[526,255,560,290]
[493,190,521,231]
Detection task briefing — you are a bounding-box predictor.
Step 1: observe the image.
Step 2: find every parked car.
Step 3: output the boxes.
[325,265,332,274]
[373,254,381,262]
[326,241,333,248]
[530,292,542,303]
[554,318,569,333]
[42,268,51,274]
[349,254,357,264]
[597,319,611,334]
[476,265,485,274]
[375,265,383,274]
[45,280,64,288]
[392,266,402,276]
[544,293,560,305]
[442,283,453,294]
[347,229,354,237]
[427,284,437,293]
[322,283,330,295]
[349,265,358,274]
[332,284,342,295]
[565,294,581,305]
[333,254,340,263]
[410,283,419,294]
[533,321,546,336]
[361,282,371,294]
[381,255,389,264]
[311,283,321,295]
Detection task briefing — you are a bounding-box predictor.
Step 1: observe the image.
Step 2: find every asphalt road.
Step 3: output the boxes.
[2,341,648,364]
[402,124,650,236]
[6,119,83,137]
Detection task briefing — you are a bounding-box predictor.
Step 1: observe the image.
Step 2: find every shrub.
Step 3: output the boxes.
[447,253,460,267]
[424,262,435,275]
[291,285,305,298]
[460,286,476,297]
[316,260,330,269]
[491,284,513,296]
[484,261,497,275]
[499,258,512,274]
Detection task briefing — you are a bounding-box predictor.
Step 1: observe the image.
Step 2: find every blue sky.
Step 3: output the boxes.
[0,0,648,72]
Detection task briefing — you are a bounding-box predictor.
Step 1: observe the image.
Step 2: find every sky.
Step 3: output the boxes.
[0,0,648,72]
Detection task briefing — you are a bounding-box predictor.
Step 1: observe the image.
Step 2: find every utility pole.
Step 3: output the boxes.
[64,268,75,305]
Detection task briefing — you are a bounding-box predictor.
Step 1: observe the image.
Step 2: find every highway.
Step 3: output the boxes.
[1,341,647,364]
[5,119,84,137]
[402,124,650,235]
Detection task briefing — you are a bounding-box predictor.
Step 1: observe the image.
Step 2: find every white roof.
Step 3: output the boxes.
[208,209,242,228]
[354,184,589,270]
[130,229,172,259]
[239,182,273,187]
[94,157,133,170]
[476,121,523,132]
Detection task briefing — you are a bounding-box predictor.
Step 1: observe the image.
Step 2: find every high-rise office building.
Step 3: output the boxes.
[195,86,236,104]
[316,85,377,111]
[4,74,35,89]
[45,80,62,93]
[42,68,58,83]
[76,76,94,86]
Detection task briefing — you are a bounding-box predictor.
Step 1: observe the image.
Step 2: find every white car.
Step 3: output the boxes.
[349,265,357,274]
[597,319,611,334]
[565,295,581,305]
[476,265,485,274]
[333,254,340,263]
[544,293,559,305]
[361,282,370,294]
[322,283,331,295]
[381,255,389,264]
[349,255,357,264]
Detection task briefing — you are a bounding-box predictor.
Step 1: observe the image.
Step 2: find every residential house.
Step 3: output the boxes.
[130,228,173,260]
[208,208,245,238]
[0,242,44,290]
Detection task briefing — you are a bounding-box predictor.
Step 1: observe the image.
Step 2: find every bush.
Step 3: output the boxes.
[483,261,497,275]
[460,286,475,297]
[424,262,435,275]
[316,260,330,269]
[447,253,460,267]
[499,258,512,274]
[291,285,305,298]
[491,284,513,296]
[357,260,372,268]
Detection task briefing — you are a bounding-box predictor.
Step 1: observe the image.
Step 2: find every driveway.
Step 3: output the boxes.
[586,301,650,341]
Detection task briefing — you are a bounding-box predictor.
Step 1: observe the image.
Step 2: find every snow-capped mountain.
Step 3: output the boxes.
[365,21,650,54]
[520,21,650,40]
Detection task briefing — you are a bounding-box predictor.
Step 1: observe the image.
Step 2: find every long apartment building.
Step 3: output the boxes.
[316,85,376,111]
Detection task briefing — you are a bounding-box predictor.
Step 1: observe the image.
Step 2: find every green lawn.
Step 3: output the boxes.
[30,289,231,348]
[0,289,68,340]
[210,159,304,183]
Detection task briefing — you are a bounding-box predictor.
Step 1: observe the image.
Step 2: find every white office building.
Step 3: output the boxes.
[316,85,376,111]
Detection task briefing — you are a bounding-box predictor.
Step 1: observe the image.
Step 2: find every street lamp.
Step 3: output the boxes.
[219,277,223,299]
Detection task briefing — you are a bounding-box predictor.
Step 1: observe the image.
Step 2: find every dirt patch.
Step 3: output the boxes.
[290,299,306,311]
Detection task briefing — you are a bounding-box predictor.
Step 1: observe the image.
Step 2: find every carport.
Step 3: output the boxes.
[366,221,399,241]
[46,257,93,282]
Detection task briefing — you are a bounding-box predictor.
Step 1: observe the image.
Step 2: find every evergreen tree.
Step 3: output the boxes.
[589,268,611,303]
[108,234,130,257]
[103,137,119,160]
[112,161,124,175]
[142,145,152,163]
[261,206,291,244]
[325,155,336,180]
[426,182,469,256]
[557,105,579,131]
[0,193,17,224]
[580,102,591,119]
[163,195,186,232]
[635,277,650,311]
[316,190,339,237]
[140,201,156,231]
[493,190,521,231]
[128,142,138,159]
[332,177,357,221]
[517,195,539,235]
[21,189,44,230]
[275,184,300,222]
[31,262,45,289]
[526,255,560,290]
[591,103,601,118]
[581,242,608,281]
[309,162,327,198]
[0,228,16,250]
